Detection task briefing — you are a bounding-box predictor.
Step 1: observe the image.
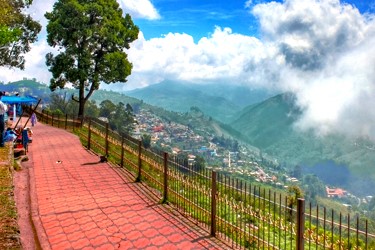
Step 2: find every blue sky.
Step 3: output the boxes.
[135,0,259,40]
[1,0,375,139]
[133,0,375,40]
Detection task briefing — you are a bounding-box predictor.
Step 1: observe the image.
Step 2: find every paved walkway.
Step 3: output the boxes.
[22,121,229,249]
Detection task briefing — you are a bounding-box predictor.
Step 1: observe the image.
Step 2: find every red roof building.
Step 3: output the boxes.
[326,186,347,198]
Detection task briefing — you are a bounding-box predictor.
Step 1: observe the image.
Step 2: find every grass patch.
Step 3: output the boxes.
[0,144,20,249]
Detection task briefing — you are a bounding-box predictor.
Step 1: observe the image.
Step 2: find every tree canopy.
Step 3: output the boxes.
[0,0,41,69]
[45,0,139,118]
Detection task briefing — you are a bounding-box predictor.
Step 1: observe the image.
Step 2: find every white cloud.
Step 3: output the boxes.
[0,40,55,85]
[249,0,375,138]
[126,27,267,90]
[118,0,160,20]
[2,0,375,140]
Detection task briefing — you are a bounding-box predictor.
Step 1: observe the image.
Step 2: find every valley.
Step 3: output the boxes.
[2,79,375,216]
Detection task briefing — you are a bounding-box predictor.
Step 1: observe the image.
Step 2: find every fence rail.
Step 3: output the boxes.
[29,108,375,249]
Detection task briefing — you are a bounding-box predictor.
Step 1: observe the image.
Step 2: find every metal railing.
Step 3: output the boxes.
[30,109,375,249]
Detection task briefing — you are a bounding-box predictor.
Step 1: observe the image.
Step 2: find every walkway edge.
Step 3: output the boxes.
[29,165,51,250]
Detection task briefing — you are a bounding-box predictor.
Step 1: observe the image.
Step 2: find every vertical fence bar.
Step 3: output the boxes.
[162,152,168,203]
[51,113,54,126]
[366,219,368,249]
[57,114,60,128]
[284,196,287,250]
[262,187,265,250]
[120,136,124,168]
[136,140,142,182]
[331,210,334,249]
[348,214,351,248]
[316,205,319,249]
[297,198,305,250]
[211,171,217,237]
[87,119,91,150]
[323,207,326,249]
[309,202,312,249]
[105,122,109,156]
[65,114,68,130]
[72,115,75,132]
[339,213,342,249]
[356,216,359,248]
[258,186,261,248]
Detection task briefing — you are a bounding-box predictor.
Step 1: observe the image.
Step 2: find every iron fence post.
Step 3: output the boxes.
[136,140,142,182]
[57,114,60,128]
[120,136,124,168]
[105,122,109,156]
[162,152,168,204]
[211,171,217,237]
[72,115,75,132]
[65,114,68,130]
[297,198,305,250]
[88,118,91,150]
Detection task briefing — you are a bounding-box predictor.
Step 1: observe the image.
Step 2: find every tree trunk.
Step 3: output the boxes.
[78,81,86,119]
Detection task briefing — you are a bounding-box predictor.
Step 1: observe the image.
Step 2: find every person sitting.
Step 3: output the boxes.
[25,127,33,142]
[4,128,17,142]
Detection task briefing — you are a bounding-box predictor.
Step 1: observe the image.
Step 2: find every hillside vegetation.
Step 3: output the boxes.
[125,80,273,123]
[231,93,375,195]
[3,79,375,196]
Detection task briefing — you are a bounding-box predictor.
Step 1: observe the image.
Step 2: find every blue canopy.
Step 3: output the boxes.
[1,96,38,105]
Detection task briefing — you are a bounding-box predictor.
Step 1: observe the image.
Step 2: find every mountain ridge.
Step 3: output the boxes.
[231,92,375,195]
[125,80,273,123]
[3,79,375,195]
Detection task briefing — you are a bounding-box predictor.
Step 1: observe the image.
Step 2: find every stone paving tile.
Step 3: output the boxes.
[26,122,231,249]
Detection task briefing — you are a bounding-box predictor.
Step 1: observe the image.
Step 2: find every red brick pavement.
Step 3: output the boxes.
[25,122,230,249]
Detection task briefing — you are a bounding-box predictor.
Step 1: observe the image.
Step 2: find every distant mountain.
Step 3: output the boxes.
[0,79,51,102]
[6,79,374,195]
[125,80,273,123]
[191,82,274,108]
[230,93,375,195]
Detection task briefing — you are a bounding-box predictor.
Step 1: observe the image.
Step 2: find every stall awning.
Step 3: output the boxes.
[1,96,38,105]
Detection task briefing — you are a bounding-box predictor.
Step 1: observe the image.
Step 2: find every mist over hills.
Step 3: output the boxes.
[125,80,273,123]
[122,81,375,195]
[231,93,375,195]
[3,79,375,195]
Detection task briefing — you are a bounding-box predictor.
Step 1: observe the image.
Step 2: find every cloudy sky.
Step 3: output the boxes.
[1,0,375,139]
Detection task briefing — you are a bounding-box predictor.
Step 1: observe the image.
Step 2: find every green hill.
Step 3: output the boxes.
[5,79,374,195]
[230,93,375,195]
[125,80,273,123]
[0,79,51,102]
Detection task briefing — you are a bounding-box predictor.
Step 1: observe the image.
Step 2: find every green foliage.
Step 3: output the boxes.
[0,26,21,45]
[230,93,375,195]
[291,165,302,179]
[126,80,242,123]
[108,102,136,136]
[287,185,304,208]
[302,174,326,202]
[141,134,151,149]
[99,100,116,118]
[45,0,139,117]
[84,100,99,117]
[212,135,239,152]
[369,197,375,211]
[194,155,206,171]
[0,0,41,68]
[49,92,74,114]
